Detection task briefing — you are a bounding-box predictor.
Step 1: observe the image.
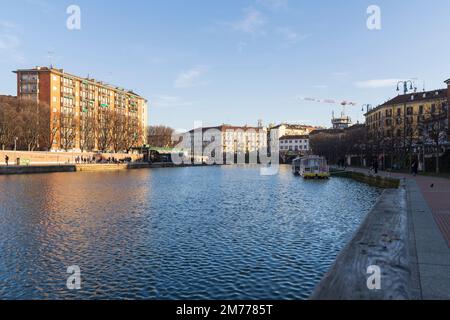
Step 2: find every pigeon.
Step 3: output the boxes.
[430,183,434,188]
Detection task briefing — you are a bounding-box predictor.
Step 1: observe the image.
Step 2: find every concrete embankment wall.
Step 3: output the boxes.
[0,165,76,175]
[311,184,419,299]
[0,162,195,175]
[0,150,142,165]
[331,170,400,188]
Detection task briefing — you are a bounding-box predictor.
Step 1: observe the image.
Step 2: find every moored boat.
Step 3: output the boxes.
[292,155,330,179]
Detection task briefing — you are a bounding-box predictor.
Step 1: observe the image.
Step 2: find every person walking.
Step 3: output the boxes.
[4,155,9,166]
[373,159,379,175]
[412,160,419,176]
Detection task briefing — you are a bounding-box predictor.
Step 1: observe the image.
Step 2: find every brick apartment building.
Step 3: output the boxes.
[14,66,148,152]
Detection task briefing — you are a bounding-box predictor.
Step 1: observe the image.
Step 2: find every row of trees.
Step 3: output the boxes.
[367,107,448,173]
[146,125,177,148]
[0,96,144,153]
[309,125,367,166]
[0,96,52,151]
[81,109,143,153]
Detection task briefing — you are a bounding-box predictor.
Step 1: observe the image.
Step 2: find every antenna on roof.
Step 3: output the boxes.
[423,81,426,92]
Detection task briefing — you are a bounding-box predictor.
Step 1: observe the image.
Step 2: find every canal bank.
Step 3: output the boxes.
[312,168,450,300]
[330,168,400,188]
[0,162,197,175]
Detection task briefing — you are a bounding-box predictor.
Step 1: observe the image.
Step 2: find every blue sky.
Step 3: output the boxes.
[1,0,450,130]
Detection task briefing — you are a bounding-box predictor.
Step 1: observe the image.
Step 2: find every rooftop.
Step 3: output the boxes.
[280,135,309,140]
[14,66,146,100]
[271,123,317,129]
[189,124,265,133]
[367,88,447,115]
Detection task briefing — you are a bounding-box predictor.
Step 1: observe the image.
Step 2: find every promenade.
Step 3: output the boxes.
[349,167,450,299]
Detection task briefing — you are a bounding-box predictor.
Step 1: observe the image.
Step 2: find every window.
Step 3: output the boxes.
[431,104,436,113]
[407,107,413,115]
[419,105,424,115]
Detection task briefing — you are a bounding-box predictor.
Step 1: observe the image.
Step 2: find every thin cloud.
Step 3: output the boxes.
[256,0,289,11]
[355,79,402,89]
[275,27,309,45]
[25,0,52,13]
[229,8,266,35]
[174,65,210,88]
[0,21,24,62]
[151,95,193,108]
[237,41,247,53]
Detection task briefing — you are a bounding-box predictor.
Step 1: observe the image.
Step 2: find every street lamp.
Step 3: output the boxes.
[396,80,416,169]
[396,80,415,95]
[361,104,373,113]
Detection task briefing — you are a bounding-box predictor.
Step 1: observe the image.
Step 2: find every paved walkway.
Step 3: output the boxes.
[348,167,450,299]
[349,167,450,247]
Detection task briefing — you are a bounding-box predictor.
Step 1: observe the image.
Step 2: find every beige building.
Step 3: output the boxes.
[186,124,268,162]
[14,66,148,152]
[269,123,317,140]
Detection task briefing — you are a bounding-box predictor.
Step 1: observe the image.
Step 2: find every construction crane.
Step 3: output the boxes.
[300,96,359,129]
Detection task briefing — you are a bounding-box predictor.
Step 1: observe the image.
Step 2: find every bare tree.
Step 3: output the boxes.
[423,103,448,173]
[79,111,96,152]
[110,110,126,153]
[97,108,113,152]
[0,96,53,151]
[0,96,19,150]
[60,112,78,151]
[147,125,176,148]
[17,100,41,151]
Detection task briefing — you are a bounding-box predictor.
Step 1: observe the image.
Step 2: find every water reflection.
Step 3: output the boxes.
[0,166,381,299]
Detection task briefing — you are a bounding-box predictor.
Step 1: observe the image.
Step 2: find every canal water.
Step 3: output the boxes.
[0,165,382,300]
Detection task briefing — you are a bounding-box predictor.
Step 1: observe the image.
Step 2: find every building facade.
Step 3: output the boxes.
[186,124,268,163]
[269,123,317,140]
[365,88,447,144]
[279,135,310,153]
[14,66,148,152]
[365,86,449,170]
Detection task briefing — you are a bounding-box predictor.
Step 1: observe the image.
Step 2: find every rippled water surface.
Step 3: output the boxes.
[0,165,382,299]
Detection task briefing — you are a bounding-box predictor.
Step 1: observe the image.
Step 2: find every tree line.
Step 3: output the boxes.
[0,96,144,153]
[0,96,51,151]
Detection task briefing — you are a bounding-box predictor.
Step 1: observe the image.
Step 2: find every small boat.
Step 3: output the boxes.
[292,155,330,179]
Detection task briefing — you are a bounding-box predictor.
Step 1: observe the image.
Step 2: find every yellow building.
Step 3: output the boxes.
[366,88,448,144]
[14,66,148,152]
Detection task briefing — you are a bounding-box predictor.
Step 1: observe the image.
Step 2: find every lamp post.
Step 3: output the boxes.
[361,104,373,167]
[396,80,415,169]
[361,104,373,114]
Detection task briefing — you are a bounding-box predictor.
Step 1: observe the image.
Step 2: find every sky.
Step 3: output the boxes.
[1,0,450,131]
